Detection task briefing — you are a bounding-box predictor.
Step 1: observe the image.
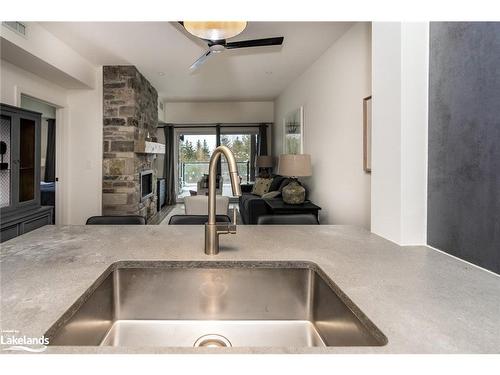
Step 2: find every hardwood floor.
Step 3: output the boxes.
[147,204,176,225]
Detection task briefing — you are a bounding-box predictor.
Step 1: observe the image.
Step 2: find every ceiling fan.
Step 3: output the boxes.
[179,22,284,71]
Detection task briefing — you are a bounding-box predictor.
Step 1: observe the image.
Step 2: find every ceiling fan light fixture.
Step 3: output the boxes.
[184,21,247,41]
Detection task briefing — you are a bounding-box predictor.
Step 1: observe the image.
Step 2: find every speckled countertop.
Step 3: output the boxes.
[1,225,499,354]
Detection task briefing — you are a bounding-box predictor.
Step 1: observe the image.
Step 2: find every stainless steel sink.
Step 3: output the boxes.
[46,261,387,347]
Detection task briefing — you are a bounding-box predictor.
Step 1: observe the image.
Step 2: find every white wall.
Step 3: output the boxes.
[164,101,274,124]
[155,129,166,178]
[401,23,429,245]
[1,22,95,89]
[371,23,402,241]
[273,23,372,228]
[1,60,68,107]
[1,59,103,225]
[371,22,429,245]
[65,69,103,225]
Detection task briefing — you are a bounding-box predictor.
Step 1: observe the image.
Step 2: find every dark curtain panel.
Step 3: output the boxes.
[250,134,257,181]
[258,124,268,156]
[163,126,176,205]
[44,119,56,182]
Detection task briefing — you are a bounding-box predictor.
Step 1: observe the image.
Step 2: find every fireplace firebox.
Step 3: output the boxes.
[140,170,153,201]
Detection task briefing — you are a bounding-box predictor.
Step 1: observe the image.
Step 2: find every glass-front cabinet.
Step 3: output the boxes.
[0,105,40,212]
[0,103,51,243]
[0,114,12,208]
[19,117,37,203]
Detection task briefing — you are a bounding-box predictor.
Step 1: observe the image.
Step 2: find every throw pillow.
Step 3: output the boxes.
[269,175,286,192]
[252,178,273,196]
[262,190,281,199]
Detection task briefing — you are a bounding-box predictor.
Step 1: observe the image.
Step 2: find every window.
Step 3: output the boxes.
[220,130,258,187]
[175,126,261,200]
[177,131,216,199]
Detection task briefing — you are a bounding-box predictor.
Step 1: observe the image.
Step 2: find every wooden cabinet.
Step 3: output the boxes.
[1,103,53,242]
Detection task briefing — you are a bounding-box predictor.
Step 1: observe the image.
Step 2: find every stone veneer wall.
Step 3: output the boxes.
[102,66,158,220]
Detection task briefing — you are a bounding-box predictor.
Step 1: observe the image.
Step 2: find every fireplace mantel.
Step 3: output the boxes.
[135,141,165,154]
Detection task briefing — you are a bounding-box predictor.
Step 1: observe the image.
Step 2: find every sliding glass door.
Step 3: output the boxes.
[220,129,258,186]
[176,130,216,199]
[175,126,260,200]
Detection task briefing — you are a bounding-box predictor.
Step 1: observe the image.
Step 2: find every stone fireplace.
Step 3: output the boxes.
[102,66,159,220]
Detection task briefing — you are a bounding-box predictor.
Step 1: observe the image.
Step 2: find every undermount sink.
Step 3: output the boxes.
[46,261,387,347]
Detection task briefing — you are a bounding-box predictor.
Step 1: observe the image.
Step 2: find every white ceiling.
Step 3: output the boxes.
[40,22,353,102]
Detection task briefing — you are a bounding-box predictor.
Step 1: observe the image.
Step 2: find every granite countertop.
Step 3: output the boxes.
[1,225,499,354]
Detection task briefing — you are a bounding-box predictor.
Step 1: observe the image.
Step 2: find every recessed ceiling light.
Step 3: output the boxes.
[158,72,165,76]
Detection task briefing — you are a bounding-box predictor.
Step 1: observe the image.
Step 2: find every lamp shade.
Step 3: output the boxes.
[256,155,273,168]
[277,154,312,177]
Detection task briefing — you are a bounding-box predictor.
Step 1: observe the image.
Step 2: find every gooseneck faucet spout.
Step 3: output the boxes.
[205,146,242,255]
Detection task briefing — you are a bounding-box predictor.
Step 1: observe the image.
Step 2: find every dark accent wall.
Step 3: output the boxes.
[428,22,500,274]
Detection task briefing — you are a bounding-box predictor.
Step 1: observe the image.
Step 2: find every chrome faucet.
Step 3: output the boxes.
[205,146,242,255]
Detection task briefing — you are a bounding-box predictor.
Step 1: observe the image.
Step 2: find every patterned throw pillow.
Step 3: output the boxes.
[252,178,273,196]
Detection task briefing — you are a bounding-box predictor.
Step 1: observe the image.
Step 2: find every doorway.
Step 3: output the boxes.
[20,95,56,223]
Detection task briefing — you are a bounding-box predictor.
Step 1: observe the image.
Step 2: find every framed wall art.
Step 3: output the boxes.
[363,96,372,173]
[283,106,304,155]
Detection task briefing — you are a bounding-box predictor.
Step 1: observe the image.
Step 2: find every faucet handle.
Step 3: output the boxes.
[216,222,236,234]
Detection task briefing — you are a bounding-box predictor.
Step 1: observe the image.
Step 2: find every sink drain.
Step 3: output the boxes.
[193,334,232,348]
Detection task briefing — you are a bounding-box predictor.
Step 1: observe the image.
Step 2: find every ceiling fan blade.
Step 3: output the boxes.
[189,50,213,71]
[225,37,284,49]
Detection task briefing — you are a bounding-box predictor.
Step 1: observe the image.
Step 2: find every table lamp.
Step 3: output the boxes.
[256,155,273,178]
[277,154,312,204]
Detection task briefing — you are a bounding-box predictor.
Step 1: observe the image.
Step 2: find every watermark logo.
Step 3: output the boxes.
[1,329,49,353]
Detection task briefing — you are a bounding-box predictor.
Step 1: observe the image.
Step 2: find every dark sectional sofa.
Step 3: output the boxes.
[238,175,294,224]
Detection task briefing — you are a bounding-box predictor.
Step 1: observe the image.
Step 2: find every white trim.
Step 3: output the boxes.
[371,22,429,245]
[423,23,430,245]
[15,86,67,225]
[426,244,500,278]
